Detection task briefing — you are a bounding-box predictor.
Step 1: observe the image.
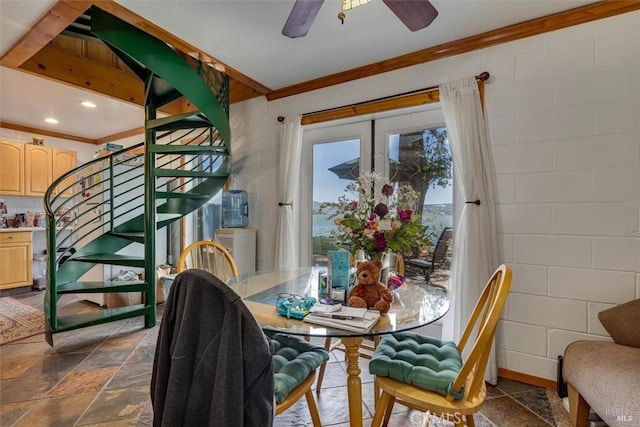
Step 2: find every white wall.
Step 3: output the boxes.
[229,11,640,381]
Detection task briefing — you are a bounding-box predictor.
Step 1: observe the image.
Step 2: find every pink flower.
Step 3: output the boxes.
[348,201,358,210]
[374,232,387,251]
[397,209,412,221]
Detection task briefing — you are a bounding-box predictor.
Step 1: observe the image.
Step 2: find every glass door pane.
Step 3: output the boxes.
[375,110,452,246]
[301,121,371,265]
[312,139,359,265]
[375,111,452,288]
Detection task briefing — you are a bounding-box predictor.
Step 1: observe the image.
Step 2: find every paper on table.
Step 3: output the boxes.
[309,304,343,314]
[303,309,380,333]
[309,305,368,319]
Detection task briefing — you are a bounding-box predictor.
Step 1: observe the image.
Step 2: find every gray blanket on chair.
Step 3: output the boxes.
[151,269,274,426]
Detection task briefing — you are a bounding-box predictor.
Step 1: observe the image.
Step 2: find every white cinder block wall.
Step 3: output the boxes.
[230,11,640,381]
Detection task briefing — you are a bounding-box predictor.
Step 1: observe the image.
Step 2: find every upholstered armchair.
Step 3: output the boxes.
[563,298,640,427]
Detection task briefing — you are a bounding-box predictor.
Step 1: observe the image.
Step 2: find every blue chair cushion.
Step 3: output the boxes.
[369,332,465,399]
[266,332,329,404]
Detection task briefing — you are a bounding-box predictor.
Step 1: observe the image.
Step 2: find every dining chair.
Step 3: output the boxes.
[177,240,239,282]
[267,331,329,426]
[316,252,405,390]
[152,269,328,426]
[368,264,512,427]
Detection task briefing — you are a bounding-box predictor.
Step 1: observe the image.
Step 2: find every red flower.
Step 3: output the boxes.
[381,184,394,197]
[374,203,388,217]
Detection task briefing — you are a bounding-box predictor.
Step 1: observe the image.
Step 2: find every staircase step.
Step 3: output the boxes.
[158,213,182,222]
[153,169,229,178]
[149,144,228,155]
[157,213,185,229]
[71,254,145,268]
[57,280,147,294]
[146,111,212,131]
[53,305,149,334]
[155,191,211,199]
[109,231,145,243]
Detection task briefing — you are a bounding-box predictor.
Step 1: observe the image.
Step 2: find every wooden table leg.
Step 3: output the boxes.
[341,336,364,427]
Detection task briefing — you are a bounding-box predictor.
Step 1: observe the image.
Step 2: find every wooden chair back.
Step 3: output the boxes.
[448,264,512,402]
[177,240,239,283]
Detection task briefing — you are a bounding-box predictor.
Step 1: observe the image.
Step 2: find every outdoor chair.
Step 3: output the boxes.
[368,264,512,427]
[406,227,452,283]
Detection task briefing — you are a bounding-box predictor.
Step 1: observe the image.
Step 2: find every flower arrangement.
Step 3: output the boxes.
[316,172,432,261]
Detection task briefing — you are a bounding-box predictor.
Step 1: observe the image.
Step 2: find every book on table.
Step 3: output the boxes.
[304,305,380,332]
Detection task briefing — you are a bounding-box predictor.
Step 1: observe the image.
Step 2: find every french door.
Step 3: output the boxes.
[301,107,451,266]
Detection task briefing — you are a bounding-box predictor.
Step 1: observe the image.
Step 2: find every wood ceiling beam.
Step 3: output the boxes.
[21,45,135,107]
[267,1,640,101]
[0,121,98,144]
[95,127,145,144]
[0,0,92,68]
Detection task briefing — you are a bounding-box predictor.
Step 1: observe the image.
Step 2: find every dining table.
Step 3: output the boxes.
[227,266,450,427]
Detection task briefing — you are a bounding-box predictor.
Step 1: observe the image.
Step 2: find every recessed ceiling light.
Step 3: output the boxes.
[44,117,59,124]
[81,101,97,108]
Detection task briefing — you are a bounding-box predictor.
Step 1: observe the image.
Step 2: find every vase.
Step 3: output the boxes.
[361,249,391,285]
[391,289,403,307]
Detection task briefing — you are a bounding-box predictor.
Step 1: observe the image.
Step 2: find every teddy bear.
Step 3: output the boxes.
[347,260,393,313]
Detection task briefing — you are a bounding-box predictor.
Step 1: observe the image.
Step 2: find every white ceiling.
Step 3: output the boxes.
[0,0,597,140]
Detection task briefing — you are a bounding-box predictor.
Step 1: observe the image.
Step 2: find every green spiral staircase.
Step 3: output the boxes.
[43,8,230,345]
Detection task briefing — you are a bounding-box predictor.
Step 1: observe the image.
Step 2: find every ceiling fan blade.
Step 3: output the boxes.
[382,0,438,32]
[282,0,324,38]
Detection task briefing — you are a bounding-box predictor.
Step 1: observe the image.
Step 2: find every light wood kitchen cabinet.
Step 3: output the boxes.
[0,231,33,290]
[25,144,53,196]
[0,141,77,197]
[52,148,77,197]
[0,141,25,195]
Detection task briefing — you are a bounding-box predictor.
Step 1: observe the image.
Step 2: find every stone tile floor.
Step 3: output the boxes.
[0,289,572,426]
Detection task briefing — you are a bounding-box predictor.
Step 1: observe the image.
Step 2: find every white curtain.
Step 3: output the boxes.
[275,117,303,269]
[439,77,499,384]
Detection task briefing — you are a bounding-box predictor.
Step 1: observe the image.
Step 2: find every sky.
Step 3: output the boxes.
[312,137,452,205]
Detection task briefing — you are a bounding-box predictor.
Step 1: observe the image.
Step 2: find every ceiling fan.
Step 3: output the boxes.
[282,0,438,38]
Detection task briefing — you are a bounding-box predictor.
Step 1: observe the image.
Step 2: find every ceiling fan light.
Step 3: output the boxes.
[342,0,372,12]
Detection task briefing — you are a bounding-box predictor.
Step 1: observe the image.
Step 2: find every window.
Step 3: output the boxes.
[302,107,452,272]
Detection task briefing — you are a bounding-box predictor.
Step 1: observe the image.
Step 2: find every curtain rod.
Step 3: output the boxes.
[301,71,490,119]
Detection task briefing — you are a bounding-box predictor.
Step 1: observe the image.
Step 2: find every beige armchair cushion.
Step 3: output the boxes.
[598,298,640,348]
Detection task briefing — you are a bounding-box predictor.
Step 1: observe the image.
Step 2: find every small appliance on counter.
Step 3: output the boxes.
[222,190,249,228]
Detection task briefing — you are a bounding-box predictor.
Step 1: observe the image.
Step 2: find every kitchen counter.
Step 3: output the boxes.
[0,227,70,232]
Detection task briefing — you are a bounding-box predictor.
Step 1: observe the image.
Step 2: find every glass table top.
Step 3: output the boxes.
[228,266,449,338]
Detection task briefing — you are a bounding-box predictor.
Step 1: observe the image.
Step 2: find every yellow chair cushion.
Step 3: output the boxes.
[369,332,464,399]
